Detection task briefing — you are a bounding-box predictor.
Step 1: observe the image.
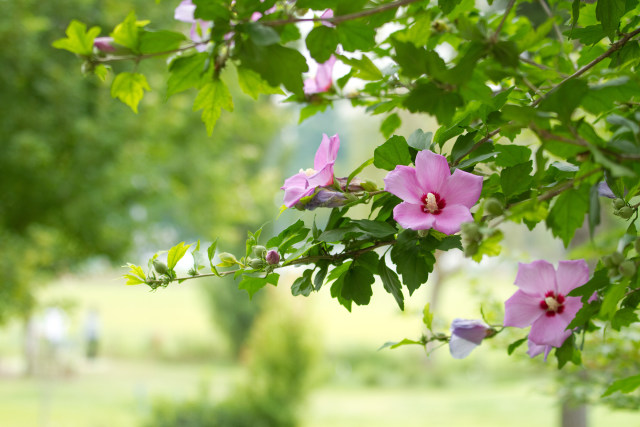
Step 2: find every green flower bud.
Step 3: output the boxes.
[249,258,267,269]
[218,252,237,266]
[602,255,615,268]
[360,180,378,192]
[619,260,637,278]
[463,240,479,257]
[484,198,504,216]
[610,252,625,266]
[461,222,481,241]
[618,206,634,219]
[152,259,169,275]
[613,198,626,209]
[252,245,267,259]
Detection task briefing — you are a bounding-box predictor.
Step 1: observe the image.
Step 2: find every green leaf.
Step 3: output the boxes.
[110,72,151,113]
[193,0,232,20]
[206,239,220,275]
[404,82,462,125]
[167,241,192,270]
[167,53,207,98]
[568,268,610,300]
[422,302,433,330]
[588,183,601,237]
[546,184,590,247]
[379,338,424,350]
[378,257,404,310]
[139,30,186,54]
[611,306,639,330]
[111,11,143,52]
[347,157,374,187]
[337,21,376,52]
[567,300,600,330]
[507,337,528,355]
[291,269,314,296]
[52,20,101,56]
[407,129,433,151]
[245,22,281,46]
[314,264,329,291]
[351,219,397,238]
[237,40,308,96]
[555,335,581,369]
[500,161,533,198]
[451,132,477,163]
[306,25,339,62]
[596,0,626,39]
[373,135,411,171]
[600,280,628,320]
[569,25,607,45]
[236,66,284,100]
[193,79,234,135]
[340,266,374,306]
[494,144,532,167]
[124,263,146,286]
[390,230,435,295]
[238,273,279,299]
[381,114,402,138]
[336,54,383,81]
[490,41,520,68]
[471,230,503,262]
[539,78,589,121]
[438,0,463,15]
[330,270,352,311]
[266,220,309,254]
[602,374,640,397]
[582,77,640,115]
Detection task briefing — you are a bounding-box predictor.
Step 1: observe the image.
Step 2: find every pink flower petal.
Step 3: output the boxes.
[314,133,340,170]
[282,172,313,207]
[558,296,582,323]
[415,150,450,194]
[449,335,480,359]
[307,162,335,188]
[514,260,557,295]
[555,260,589,295]
[304,56,336,95]
[441,169,483,208]
[450,318,489,344]
[527,339,552,360]
[175,0,196,22]
[384,165,423,204]
[303,79,319,94]
[503,290,543,328]
[432,204,472,235]
[393,202,435,230]
[320,9,335,27]
[529,314,573,348]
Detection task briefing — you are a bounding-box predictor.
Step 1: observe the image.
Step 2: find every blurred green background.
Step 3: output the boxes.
[2,1,640,426]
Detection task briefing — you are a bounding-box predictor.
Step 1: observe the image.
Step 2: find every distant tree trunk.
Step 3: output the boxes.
[562,401,588,427]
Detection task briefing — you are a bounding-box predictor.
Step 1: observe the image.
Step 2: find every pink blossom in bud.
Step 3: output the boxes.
[383,150,482,235]
[266,250,280,265]
[449,318,492,359]
[504,259,588,348]
[94,37,116,52]
[281,134,340,207]
[304,55,336,95]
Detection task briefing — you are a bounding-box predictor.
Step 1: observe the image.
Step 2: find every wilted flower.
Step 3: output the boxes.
[449,318,493,359]
[281,134,339,207]
[383,150,483,235]
[597,181,616,199]
[304,55,336,95]
[504,260,588,348]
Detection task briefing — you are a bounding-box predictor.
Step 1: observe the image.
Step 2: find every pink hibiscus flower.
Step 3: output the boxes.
[304,55,336,95]
[504,260,589,348]
[383,150,483,235]
[449,318,493,359]
[281,134,340,208]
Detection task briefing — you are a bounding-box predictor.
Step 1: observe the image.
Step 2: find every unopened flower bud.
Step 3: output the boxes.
[252,245,267,259]
[153,259,169,275]
[484,198,504,216]
[463,240,479,257]
[266,250,280,265]
[461,222,481,241]
[360,180,378,192]
[613,198,626,209]
[249,258,267,269]
[218,252,237,266]
[610,252,625,266]
[619,260,637,278]
[94,36,117,53]
[618,206,634,219]
[602,255,615,268]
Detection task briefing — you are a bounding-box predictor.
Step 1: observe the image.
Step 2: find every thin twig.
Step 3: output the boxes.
[491,0,517,42]
[262,0,421,26]
[536,0,574,70]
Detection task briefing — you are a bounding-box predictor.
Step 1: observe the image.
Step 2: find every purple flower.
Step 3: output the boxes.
[383,151,483,235]
[503,260,588,348]
[597,182,616,199]
[174,0,212,52]
[93,36,116,52]
[449,318,492,359]
[265,250,280,265]
[281,134,340,208]
[527,338,552,360]
[304,55,336,95]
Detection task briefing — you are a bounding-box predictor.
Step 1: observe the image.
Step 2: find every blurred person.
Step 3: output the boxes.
[42,306,68,374]
[84,308,101,360]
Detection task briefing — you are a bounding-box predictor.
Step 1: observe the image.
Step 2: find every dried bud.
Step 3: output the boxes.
[266,250,280,265]
[153,259,169,275]
[252,245,267,259]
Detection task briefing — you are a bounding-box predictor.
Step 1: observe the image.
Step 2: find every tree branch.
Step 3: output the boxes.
[491,0,517,42]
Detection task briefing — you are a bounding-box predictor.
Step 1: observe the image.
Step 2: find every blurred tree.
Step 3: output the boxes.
[0,0,287,326]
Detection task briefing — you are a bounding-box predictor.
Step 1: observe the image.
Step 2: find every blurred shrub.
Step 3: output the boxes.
[142,290,319,427]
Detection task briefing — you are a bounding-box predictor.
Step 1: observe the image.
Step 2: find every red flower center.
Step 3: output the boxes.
[539,291,566,317]
[421,192,446,215]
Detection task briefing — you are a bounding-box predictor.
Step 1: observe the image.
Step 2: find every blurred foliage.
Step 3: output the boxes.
[0,0,287,323]
[143,290,318,427]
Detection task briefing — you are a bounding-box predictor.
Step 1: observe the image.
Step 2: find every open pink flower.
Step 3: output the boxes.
[175,0,212,52]
[449,318,492,359]
[504,260,589,348]
[281,134,340,207]
[304,55,336,95]
[383,151,482,235]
